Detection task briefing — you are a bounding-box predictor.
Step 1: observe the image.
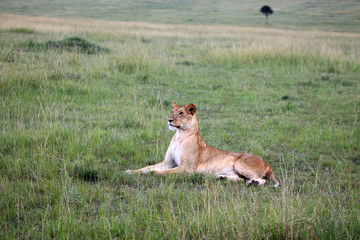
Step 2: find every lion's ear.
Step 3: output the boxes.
[185,103,196,115]
[172,102,179,110]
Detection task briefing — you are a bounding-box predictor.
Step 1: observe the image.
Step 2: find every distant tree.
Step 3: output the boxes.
[260,5,274,24]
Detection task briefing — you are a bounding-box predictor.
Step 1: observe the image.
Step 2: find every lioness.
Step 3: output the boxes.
[126,103,280,187]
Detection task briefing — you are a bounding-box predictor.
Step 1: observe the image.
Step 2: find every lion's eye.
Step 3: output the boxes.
[178,112,183,116]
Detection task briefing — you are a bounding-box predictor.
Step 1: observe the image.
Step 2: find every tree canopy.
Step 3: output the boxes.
[260,5,274,24]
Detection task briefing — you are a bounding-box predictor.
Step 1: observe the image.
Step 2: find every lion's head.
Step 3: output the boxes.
[168,102,197,131]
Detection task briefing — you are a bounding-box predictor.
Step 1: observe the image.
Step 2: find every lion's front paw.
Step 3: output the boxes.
[125,170,133,175]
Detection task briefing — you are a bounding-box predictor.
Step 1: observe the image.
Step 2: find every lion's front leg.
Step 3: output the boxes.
[126,148,174,175]
[125,161,172,175]
[153,166,187,176]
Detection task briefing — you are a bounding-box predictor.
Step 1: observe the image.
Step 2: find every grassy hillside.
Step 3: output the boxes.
[1,14,360,239]
[1,0,360,33]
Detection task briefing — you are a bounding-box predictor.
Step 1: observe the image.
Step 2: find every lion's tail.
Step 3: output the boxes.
[267,168,280,188]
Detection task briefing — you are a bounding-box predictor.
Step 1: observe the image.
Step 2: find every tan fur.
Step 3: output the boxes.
[126,103,280,187]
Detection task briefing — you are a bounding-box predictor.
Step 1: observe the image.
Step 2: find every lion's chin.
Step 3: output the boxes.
[168,125,178,131]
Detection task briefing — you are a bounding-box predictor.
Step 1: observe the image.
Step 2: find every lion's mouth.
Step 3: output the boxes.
[168,123,180,128]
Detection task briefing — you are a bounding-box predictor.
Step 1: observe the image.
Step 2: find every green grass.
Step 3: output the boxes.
[1,0,360,33]
[0,13,360,239]
[7,27,36,34]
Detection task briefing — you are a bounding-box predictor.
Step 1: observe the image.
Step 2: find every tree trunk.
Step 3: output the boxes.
[265,14,269,24]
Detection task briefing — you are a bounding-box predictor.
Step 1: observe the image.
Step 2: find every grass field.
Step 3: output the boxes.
[1,8,360,240]
[1,0,360,33]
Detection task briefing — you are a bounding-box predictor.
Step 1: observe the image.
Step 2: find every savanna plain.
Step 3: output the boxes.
[0,1,360,239]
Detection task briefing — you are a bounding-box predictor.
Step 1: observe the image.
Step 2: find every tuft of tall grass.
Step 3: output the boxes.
[200,44,360,74]
[7,27,36,34]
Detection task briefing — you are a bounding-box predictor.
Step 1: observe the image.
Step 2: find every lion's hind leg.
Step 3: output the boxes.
[216,174,244,182]
[233,156,267,186]
[246,178,266,186]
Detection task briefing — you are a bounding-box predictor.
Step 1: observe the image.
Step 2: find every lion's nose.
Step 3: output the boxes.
[168,118,173,123]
